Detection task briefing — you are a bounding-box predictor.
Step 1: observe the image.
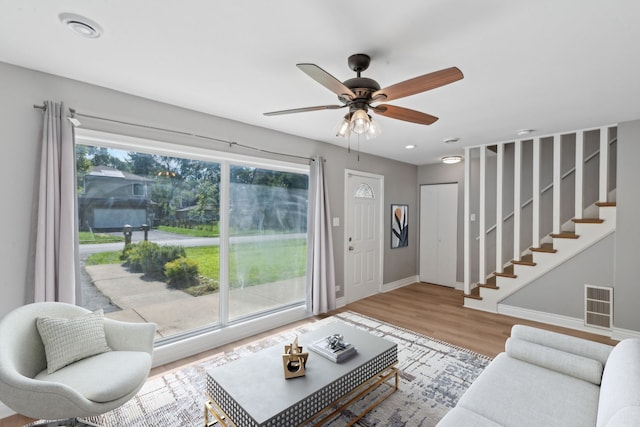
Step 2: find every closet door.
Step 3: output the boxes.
[420,183,458,287]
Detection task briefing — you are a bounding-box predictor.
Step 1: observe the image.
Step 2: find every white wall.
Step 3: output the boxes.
[0,61,418,317]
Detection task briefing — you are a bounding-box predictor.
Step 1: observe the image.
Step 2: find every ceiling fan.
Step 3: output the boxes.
[264,53,464,139]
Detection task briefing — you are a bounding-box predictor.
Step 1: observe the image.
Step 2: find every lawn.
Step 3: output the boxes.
[86,238,307,288]
[78,231,124,244]
[158,225,219,237]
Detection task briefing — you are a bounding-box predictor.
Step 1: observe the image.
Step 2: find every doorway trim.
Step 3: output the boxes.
[343,169,385,303]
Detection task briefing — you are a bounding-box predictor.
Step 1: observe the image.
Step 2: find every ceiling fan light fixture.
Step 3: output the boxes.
[335,114,351,137]
[364,116,382,140]
[350,109,370,134]
[442,155,463,164]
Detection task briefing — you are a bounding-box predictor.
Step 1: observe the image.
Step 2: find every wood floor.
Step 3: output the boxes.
[0,282,618,427]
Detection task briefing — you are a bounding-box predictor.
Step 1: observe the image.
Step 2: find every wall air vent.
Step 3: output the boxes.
[584,285,613,329]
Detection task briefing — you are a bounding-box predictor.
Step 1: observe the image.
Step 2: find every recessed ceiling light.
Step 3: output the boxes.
[59,13,102,38]
[442,155,463,164]
[443,137,460,144]
[516,129,534,136]
[405,144,416,150]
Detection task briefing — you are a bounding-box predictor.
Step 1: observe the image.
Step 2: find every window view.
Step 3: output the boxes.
[228,165,308,320]
[75,142,309,343]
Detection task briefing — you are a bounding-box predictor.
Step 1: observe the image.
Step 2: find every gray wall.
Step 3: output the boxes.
[0,61,418,317]
[614,119,640,331]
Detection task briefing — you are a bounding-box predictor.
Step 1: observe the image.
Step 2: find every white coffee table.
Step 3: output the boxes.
[204,321,398,427]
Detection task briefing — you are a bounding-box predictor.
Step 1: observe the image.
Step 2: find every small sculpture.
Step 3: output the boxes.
[282,336,309,379]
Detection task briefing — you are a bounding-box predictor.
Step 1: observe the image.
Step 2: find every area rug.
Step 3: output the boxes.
[34,311,492,427]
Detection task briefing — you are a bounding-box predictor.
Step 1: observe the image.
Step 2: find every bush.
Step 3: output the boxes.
[122,241,186,278]
[165,256,200,288]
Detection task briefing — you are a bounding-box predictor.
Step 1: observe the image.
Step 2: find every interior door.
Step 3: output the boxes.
[420,183,458,287]
[345,171,383,303]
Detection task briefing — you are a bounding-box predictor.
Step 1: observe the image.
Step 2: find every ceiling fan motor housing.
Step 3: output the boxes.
[339,77,380,106]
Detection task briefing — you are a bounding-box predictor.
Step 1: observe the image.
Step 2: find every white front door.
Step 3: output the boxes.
[345,171,384,303]
[420,183,458,287]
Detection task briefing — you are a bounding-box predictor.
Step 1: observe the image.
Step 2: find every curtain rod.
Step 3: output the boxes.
[33,104,315,162]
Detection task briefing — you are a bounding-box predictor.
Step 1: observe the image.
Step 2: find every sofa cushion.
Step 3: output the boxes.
[455,353,600,427]
[36,309,111,373]
[506,337,604,384]
[438,406,503,427]
[597,339,640,427]
[511,325,613,365]
[35,351,152,403]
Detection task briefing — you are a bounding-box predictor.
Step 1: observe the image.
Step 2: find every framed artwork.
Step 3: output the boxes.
[391,204,408,249]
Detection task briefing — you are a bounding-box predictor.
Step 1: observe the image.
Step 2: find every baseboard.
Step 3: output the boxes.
[0,402,15,419]
[382,275,419,293]
[612,327,640,340]
[335,296,347,308]
[497,304,612,337]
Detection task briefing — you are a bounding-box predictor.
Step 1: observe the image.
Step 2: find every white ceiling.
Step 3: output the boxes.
[2,1,640,165]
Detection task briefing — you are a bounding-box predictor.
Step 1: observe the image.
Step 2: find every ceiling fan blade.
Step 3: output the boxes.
[297,63,356,100]
[264,104,345,116]
[372,104,439,125]
[371,67,463,102]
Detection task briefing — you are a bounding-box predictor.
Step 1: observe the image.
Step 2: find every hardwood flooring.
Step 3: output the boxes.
[0,282,618,427]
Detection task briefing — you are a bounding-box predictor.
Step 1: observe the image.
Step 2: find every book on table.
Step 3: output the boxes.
[309,334,357,363]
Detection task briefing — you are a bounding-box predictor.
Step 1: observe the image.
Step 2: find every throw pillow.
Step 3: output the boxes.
[36,309,111,373]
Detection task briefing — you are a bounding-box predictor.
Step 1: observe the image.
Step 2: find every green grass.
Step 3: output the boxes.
[84,238,307,288]
[78,231,124,244]
[228,239,307,287]
[184,246,220,280]
[158,225,219,237]
[86,251,122,265]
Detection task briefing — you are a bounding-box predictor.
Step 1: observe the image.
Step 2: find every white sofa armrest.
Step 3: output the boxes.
[506,337,604,384]
[511,325,613,365]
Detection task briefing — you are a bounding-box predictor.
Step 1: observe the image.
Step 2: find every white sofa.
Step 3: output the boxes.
[437,325,640,427]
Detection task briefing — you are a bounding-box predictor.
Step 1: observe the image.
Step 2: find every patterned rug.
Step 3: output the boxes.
[34,311,492,427]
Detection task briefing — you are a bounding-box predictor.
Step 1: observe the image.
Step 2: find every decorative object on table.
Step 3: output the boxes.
[391,204,408,248]
[309,333,357,363]
[282,336,309,379]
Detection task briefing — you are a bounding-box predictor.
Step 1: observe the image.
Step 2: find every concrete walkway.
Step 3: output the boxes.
[85,264,306,339]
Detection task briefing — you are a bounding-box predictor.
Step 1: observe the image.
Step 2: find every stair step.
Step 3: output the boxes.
[495,264,517,279]
[478,276,499,289]
[512,254,536,266]
[550,232,579,239]
[531,243,557,253]
[494,271,517,278]
[572,218,604,224]
[596,202,616,207]
[464,287,483,300]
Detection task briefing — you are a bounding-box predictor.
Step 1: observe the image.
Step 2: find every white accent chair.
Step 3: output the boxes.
[0,302,156,427]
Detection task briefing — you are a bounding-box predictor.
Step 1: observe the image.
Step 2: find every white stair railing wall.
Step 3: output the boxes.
[463,125,617,297]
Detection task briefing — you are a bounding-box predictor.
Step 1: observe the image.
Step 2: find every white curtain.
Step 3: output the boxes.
[308,156,336,314]
[33,101,79,303]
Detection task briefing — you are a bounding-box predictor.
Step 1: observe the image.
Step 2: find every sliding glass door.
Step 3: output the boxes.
[75,133,309,343]
[228,165,308,320]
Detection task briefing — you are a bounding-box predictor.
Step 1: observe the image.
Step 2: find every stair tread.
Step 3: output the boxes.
[494,272,517,278]
[550,232,579,239]
[464,287,483,300]
[531,243,557,253]
[572,218,604,224]
[596,202,616,207]
[512,259,537,266]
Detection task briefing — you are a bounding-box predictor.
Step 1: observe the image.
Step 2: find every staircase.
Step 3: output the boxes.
[462,125,617,313]
[464,203,616,311]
